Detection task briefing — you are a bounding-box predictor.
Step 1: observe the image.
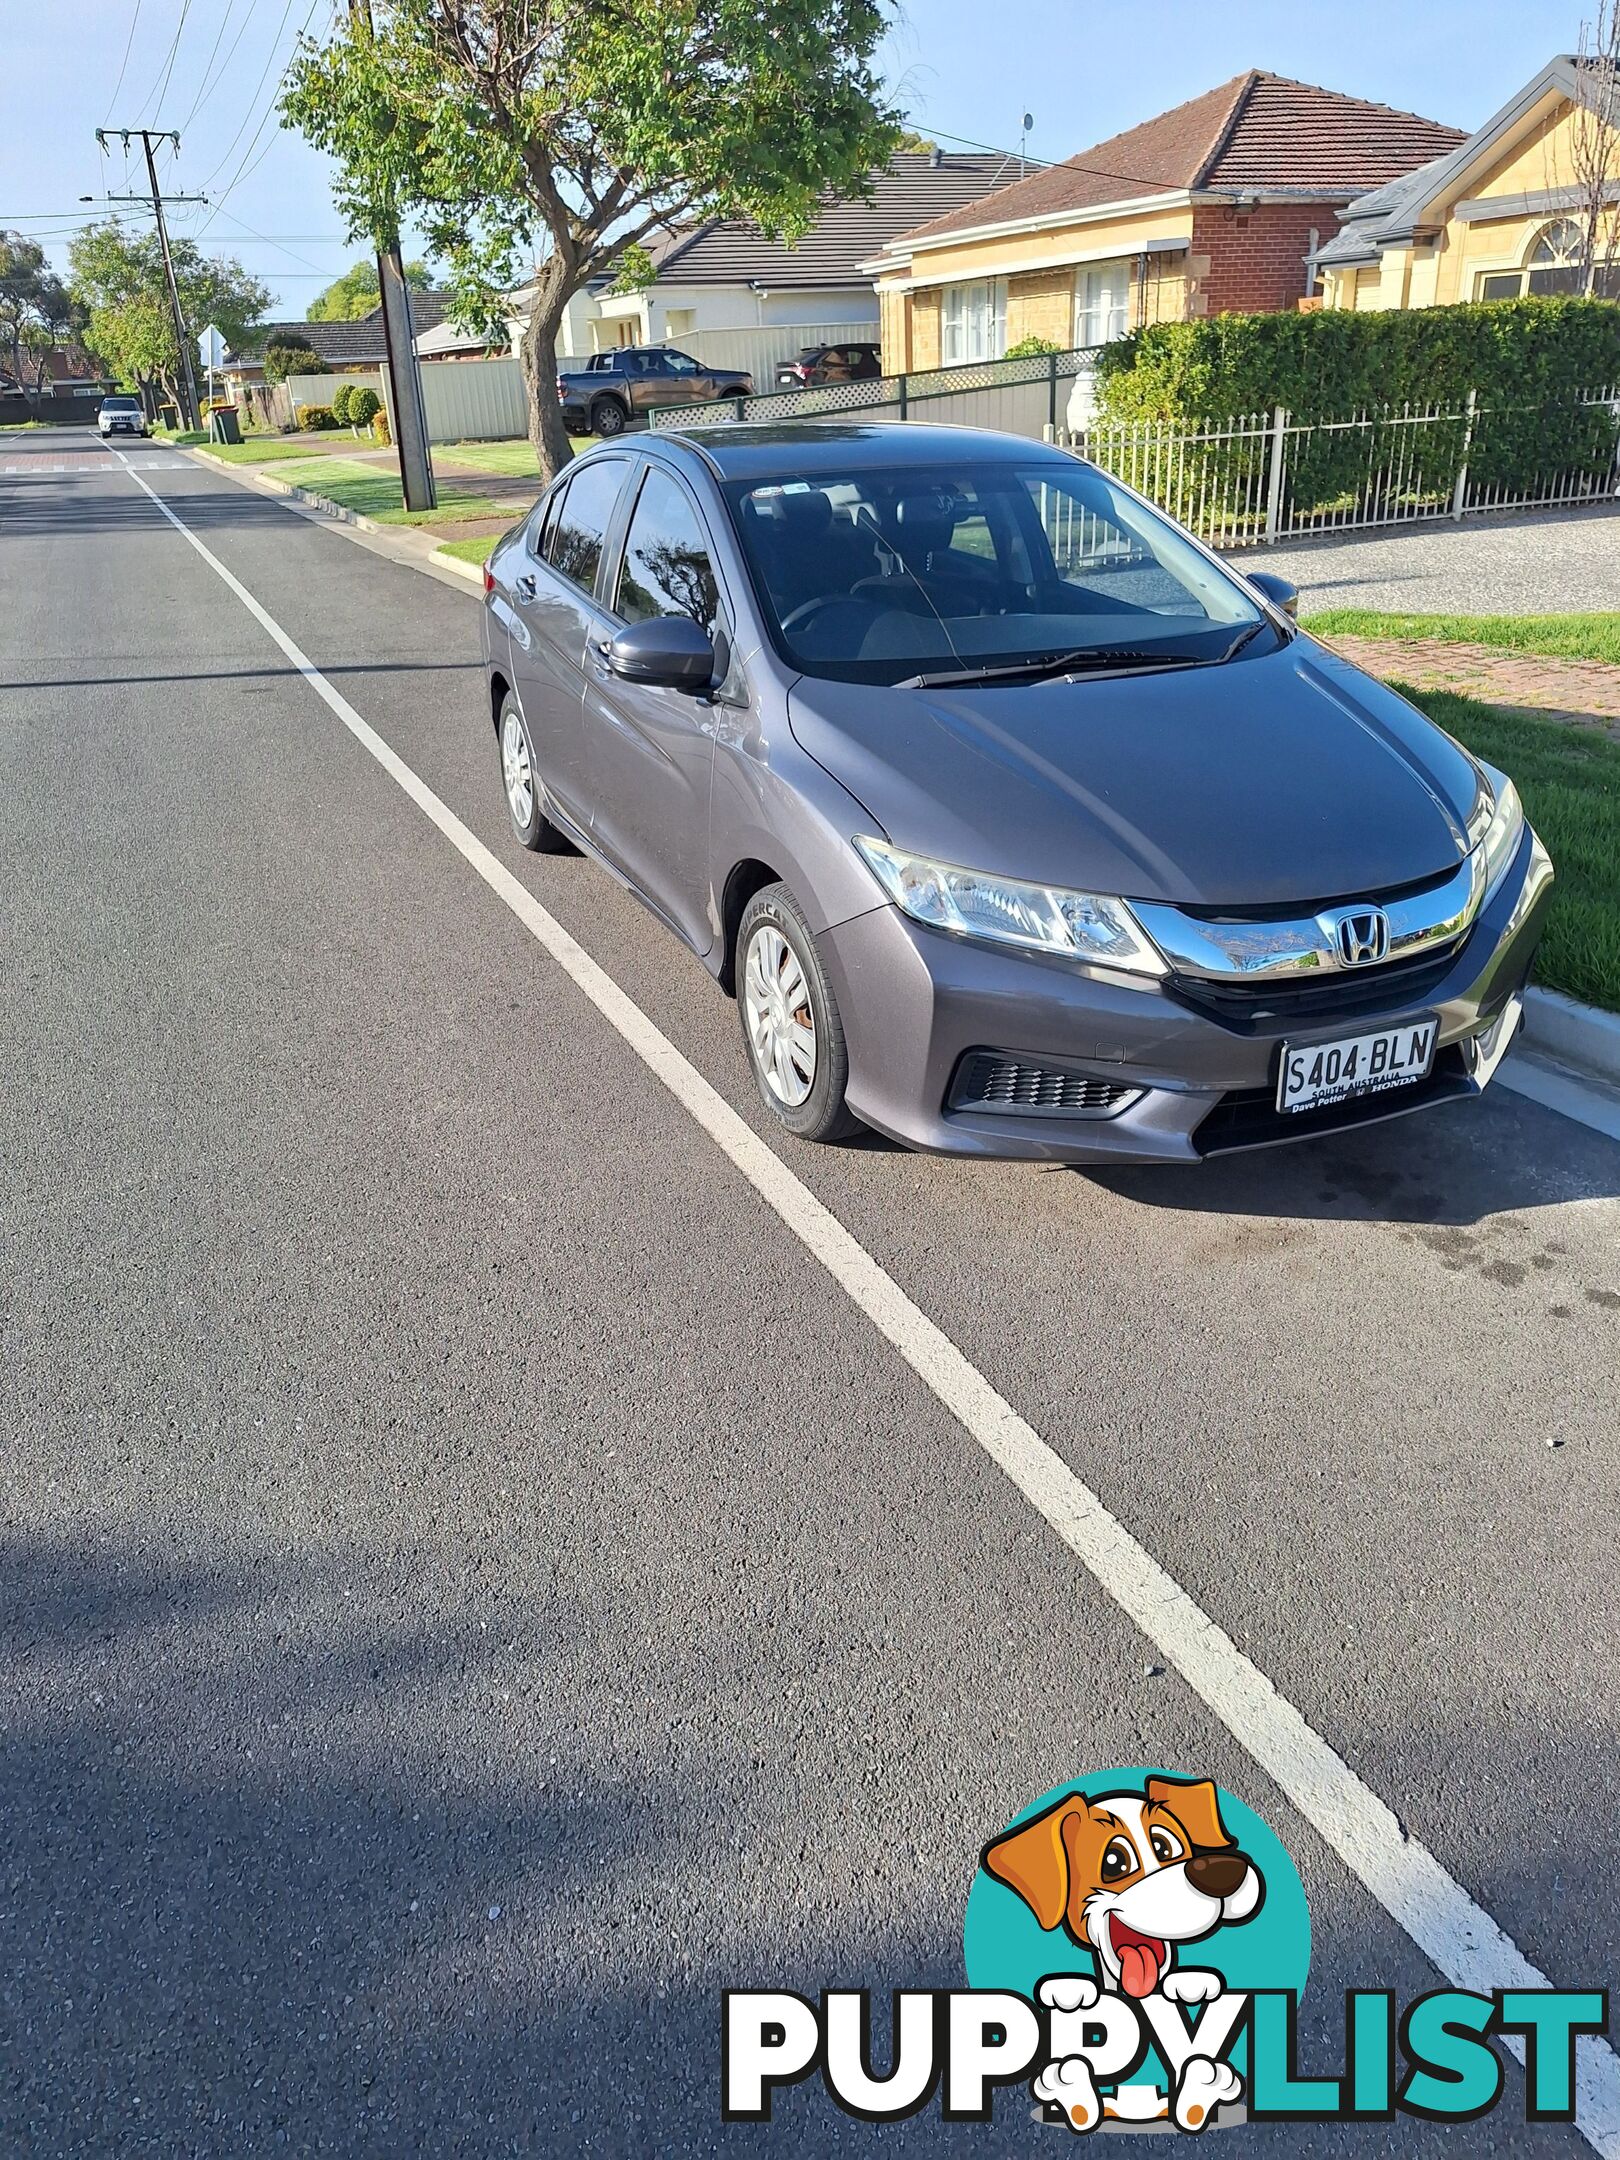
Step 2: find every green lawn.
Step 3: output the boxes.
[196,436,364,465]
[434,534,499,566]
[1401,686,1620,1012]
[1305,609,1620,667]
[0,418,51,431]
[259,455,511,527]
[444,435,592,476]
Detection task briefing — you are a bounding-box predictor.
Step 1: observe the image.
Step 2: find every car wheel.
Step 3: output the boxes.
[497,692,571,853]
[737,883,860,1143]
[591,397,626,438]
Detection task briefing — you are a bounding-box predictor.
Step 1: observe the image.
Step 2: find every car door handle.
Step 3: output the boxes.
[514,572,536,601]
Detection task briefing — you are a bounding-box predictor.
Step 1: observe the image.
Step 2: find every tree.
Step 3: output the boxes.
[0,232,81,403]
[262,340,326,383]
[1569,6,1620,296]
[68,223,270,413]
[282,0,900,479]
[308,255,432,320]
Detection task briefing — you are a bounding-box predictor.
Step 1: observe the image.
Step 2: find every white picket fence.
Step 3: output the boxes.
[1077,386,1620,549]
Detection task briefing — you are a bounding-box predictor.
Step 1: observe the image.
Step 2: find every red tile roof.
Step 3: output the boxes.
[892,73,1466,247]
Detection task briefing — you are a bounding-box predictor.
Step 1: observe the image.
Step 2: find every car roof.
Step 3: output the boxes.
[650,421,1077,481]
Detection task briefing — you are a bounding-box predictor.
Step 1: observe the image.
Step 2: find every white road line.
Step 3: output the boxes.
[117,458,1620,2156]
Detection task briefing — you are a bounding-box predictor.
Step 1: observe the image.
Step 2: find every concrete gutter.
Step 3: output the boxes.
[1520,986,1620,1084]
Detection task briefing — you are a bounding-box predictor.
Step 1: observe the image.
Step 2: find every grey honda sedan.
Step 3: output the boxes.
[481,424,1550,1164]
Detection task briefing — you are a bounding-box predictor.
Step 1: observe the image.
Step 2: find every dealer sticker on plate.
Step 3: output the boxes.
[1277,1018,1438,1114]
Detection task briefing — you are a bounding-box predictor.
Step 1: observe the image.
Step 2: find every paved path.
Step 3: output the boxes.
[1321,632,1620,735]
[1238,501,1620,615]
[3,429,1619,2157]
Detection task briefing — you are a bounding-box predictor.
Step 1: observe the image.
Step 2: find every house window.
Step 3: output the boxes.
[1476,218,1620,301]
[1075,259,1131,347]
[940,279,1006,365]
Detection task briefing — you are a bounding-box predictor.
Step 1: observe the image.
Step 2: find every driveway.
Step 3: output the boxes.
[3,428,1618,2157]
[1230,501,1620,613]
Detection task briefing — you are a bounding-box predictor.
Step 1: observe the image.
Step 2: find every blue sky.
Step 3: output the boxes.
[0,0,1584,319]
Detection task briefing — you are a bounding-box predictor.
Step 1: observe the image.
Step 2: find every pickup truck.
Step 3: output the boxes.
[556,347,754,437]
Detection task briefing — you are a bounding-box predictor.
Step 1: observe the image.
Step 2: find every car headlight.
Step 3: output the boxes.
[852,837,1166,977]
[1469,766,1525,894]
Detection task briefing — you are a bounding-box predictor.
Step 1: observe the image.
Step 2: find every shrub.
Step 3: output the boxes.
[1005,334,1060,358]
[348,386,381,429]
[330,382,355,425]
[370,405,391,446]
[263,341,324,385]
[297,403,337,431]
[1092,296,1620,520]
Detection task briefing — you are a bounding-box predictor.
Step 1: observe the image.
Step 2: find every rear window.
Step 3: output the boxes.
[545,457,627,595]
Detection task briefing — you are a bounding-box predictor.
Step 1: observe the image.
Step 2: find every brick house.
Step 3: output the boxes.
[866,73,1466,371]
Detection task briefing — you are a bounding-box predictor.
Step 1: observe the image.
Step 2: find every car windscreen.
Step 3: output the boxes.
[101,398,140,410]
[722,458,1272,686]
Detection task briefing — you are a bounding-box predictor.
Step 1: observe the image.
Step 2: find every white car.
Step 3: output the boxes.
[97,396,148,438]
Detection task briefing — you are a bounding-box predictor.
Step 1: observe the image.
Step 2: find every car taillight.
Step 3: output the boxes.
[482,565,495,594]
[556,378,566,398]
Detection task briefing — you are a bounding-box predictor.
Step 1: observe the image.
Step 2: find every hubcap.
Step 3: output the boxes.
[743,925,816,1108]
[501,710,534,827]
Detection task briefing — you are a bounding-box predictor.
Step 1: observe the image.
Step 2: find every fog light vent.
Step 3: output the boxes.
[948,1051,1134,1119]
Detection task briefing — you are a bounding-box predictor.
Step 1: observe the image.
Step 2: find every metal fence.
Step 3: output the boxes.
[648,345,1101,440]
[1078,386,1620,549]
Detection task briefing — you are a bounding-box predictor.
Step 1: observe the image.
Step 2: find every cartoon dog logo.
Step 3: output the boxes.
[983,1775,1264,2133]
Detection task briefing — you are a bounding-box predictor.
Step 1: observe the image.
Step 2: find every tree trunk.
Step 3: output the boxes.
[518,264,579,485]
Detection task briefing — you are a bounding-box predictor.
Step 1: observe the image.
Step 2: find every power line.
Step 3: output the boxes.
[195,0,300,196]
[134,0,194,127]
[102,0,145,126]
[195,0,322,241]
[202,205,333,274]
[180,0,255,133]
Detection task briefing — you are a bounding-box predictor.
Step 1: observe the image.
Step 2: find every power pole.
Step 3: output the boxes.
[348,0,435,510]
[97,128,205,432]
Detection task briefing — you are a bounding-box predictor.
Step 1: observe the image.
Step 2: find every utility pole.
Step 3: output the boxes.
[348,0,436,510]
[97,128,205,432]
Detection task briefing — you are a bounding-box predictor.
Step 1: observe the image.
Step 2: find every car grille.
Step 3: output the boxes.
[948,1050,1136,1119]
[1193,1046,1472,1155]
[1167,942,1462,1031]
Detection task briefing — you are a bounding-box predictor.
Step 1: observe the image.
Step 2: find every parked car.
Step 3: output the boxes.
[96,395,148,438]
[481,424,1549,1163]
[774,341,883,390]
[555,348,753,438]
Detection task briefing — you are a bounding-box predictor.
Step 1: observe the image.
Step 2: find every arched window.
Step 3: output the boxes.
[1528,218,1587,295]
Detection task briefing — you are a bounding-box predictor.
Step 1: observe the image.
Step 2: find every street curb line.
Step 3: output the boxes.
[1521,985,1620,1084]
[171,443,1620,1103]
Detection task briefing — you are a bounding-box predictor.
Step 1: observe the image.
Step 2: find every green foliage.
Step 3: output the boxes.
[1402,689,1620,1012]
[1004,334,1060,358]
[308,256,431,320]
[67,223,269,408]
[1092,298,1620,526]
[0,230,81,396]
[1302,610,1620,666]
[371,406,391,445]
[297,403,338,430]
[329,382,356,424]
[280,0,901,477]
[348,386,381,427]
[610,244,657,296]
[263,341,325,384]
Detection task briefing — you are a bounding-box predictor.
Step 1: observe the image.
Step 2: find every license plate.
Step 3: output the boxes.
[1277,1018,1437,1114]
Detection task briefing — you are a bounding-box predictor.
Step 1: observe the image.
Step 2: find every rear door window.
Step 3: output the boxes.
[613,467,721,634]
[545,457,628,596]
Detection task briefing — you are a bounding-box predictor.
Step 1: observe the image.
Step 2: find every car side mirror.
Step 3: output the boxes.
[1247,570,1298,620]
[606,614,716,693]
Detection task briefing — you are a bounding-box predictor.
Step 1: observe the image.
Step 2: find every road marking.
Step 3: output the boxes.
[117,458,1620,2156]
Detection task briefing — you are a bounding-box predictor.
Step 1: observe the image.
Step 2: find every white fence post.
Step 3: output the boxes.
[1451,387,1478,519]
[1263,405,1288,543]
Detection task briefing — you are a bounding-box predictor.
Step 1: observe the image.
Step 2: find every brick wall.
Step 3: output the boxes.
[1006,269,1074,349]
[1191,200,1340,316]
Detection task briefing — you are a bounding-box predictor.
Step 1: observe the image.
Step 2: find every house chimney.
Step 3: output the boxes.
[930,145,942,168]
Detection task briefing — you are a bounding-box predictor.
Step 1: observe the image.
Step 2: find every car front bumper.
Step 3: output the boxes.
[817,826,1553,1164]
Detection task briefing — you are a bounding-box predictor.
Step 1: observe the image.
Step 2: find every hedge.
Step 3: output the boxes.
[330,383,356,425]
[1090,297,1620,522]
[348,386,381,428]
[297,404,337,431]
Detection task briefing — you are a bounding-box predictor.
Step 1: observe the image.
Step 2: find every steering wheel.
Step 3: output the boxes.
[780,593,863,636]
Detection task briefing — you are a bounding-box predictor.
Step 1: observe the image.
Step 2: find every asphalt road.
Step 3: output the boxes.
[3,428,1618,2159]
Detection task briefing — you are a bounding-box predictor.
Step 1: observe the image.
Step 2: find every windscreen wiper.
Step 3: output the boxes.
[897,647,1202,691]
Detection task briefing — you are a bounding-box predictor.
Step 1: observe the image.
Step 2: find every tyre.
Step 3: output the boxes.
[591,397,627,438]
[736,883,860,1143]
[497,691,571,852]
